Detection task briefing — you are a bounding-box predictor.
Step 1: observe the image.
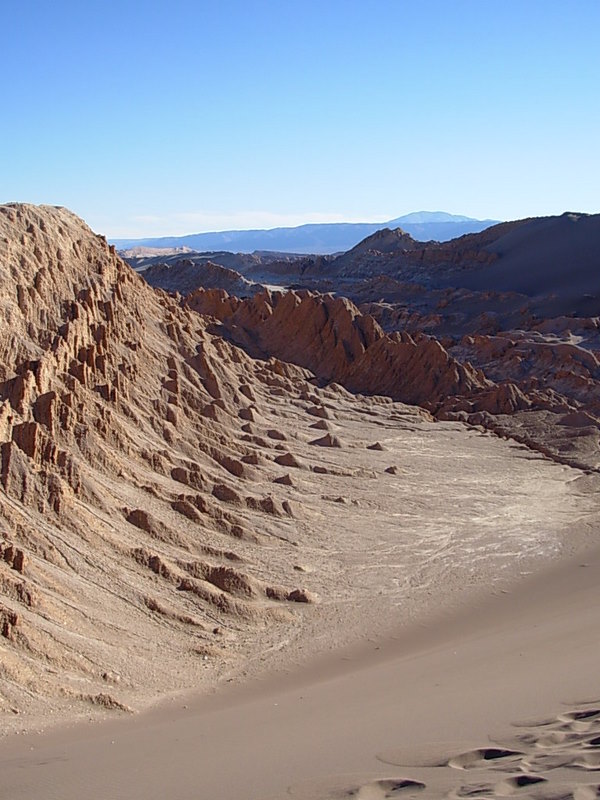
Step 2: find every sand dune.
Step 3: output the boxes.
[462,212,600,304]
[2,535,599,799]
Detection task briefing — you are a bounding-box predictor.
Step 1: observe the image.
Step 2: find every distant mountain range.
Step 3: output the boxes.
[112,211,500,254]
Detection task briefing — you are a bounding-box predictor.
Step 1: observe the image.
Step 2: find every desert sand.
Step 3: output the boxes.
[2,531,599,799]
[1,204,599,799]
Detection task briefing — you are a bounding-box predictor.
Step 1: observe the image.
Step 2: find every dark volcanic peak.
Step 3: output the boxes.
[323,225,502,283]
[345,227,424,255]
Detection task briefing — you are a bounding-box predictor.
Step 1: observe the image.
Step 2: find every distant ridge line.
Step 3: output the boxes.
[112,211,500,255]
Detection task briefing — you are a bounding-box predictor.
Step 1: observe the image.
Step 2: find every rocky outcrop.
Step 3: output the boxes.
[186,279,600,471]
[142,258,263,297]
[0,204,322,722]
[186,288,489,411]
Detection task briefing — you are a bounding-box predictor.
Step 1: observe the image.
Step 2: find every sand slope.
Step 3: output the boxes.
[1,536,599,799]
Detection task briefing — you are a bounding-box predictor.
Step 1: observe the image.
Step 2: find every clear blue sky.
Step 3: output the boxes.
[3,0,599,237]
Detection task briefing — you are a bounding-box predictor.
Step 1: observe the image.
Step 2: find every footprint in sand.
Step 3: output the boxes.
[447,748,525,771]
[587,737,600,748]
[520,751,575,771]
[572,752,600,771]
[286,776,426,799]
[346,778,426,799]
[366,704,600,800]
[493,774,549,796]
[533,729,590,748]
[509,716,557,729]
[558,710,600,733]
[376,742,480,769]
[447,781,496,798]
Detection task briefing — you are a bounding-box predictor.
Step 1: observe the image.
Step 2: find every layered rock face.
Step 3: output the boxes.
[186,284,600,470]
[186,289,489,410]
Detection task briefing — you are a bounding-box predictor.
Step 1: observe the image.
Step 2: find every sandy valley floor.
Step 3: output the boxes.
[2,395,599,799]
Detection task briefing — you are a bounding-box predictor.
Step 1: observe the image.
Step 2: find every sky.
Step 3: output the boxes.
[3,0,599,238]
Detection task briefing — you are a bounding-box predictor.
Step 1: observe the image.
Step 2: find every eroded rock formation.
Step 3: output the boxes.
[0,204,335,722]
[186,288,489,410]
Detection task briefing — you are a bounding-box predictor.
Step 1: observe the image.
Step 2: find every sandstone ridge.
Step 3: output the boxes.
[0,204,356,724]
[187,288,491,409]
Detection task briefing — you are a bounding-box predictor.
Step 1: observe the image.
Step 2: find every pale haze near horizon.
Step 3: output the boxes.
[3,0,599,238]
